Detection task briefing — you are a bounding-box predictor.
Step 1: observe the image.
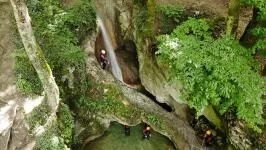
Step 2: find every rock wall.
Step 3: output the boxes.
[0,2,52,150]
[0,2,20,150]
[81,29,207,149]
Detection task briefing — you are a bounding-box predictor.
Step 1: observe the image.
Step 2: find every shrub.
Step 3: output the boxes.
[57,103,74,145]
[156,4,185,34]
[25,102,51,134]
[34,128,65,150]
[76,83,138,119]
[13,0,96,95]
[156,18,265,132]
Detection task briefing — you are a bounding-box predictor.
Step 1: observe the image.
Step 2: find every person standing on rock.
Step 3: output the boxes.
[100,49,108,69]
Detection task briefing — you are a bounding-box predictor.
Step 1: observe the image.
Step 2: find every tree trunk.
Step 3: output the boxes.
[202,105,222,129]
[240,8,259,45]
[226,0,241,36]
[10,0,60,113]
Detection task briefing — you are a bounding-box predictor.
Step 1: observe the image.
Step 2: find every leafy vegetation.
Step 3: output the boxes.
[156,18,265,132]
[26,102,74,149]
[241,0,266,57]
[12,27,43,95]
[241,0,266,20]
[65,0,96,41]
[145,113,162,127]
[13,0,96,94]
[156,4,185,34]
[34,127,65,150]
[57,103,74,145]
[25,102,51,134]
[76,81,139,119]
[134,0,155,37]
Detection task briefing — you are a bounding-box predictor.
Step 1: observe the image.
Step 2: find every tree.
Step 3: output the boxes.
[157,18,265,132]
[10,0,60,113]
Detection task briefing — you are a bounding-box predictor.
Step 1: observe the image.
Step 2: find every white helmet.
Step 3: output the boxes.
[101,50,106,54]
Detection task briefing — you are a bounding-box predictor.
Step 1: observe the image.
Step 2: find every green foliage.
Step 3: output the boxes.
[157,5,184,19]
[34,128,65,150]
[13,0,96,95]
[26,103,74,148]
[241,0,266,20]
[12,27,43,94]
[57,103,74,145]
[156,4,185,34]
[77,82,138,119]
[14,51,43,94]
[133,0,147,6]
[241,0,266,57]
[25,102,51,134]
[64,0,96,41]
[134,0,155,37]
[26,0,91,69]
[145,114,162,127]
[135,3,148,34]
[156,18,266,132]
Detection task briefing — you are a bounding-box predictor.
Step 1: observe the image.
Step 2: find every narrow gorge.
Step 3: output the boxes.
[0,0,265,150]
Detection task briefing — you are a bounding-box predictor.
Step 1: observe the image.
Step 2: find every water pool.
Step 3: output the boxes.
[84,122,176,150]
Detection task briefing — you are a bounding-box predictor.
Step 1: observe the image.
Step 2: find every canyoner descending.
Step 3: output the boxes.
[97,17,123,82]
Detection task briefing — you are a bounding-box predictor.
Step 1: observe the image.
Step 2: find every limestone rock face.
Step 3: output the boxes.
[0,2,49,150]
[81,30,206,150]
[0,2,20,150]
[228,121,252,150]
[94,0,133,48]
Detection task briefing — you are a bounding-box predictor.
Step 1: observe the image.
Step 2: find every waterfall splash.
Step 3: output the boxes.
[97,17,123,82]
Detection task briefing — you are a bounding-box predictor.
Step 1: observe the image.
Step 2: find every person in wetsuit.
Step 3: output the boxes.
[124,125,130,136]
[204,130,214,146]
[100,49,108,69]
[143,125,151,139]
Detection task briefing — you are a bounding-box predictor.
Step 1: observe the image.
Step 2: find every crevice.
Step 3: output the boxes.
[138,88,173,112]
[94,25,173,113]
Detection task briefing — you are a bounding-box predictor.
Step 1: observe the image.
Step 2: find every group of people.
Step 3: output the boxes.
[123,124,152,139]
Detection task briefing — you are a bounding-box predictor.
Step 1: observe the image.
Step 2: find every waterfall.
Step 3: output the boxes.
[97,17,123,82]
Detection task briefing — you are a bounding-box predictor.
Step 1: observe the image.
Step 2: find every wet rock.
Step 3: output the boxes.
[228,121,252,150]
[81,30,206,149]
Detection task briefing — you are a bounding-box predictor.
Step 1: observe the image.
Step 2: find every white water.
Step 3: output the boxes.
[97,17,123,81]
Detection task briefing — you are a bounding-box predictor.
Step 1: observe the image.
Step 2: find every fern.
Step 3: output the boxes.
[157,18,266,132]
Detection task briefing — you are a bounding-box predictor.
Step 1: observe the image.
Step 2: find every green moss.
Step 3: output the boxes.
[36,44,52,75]
[134,0,156,38]
[145,0,156,37]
